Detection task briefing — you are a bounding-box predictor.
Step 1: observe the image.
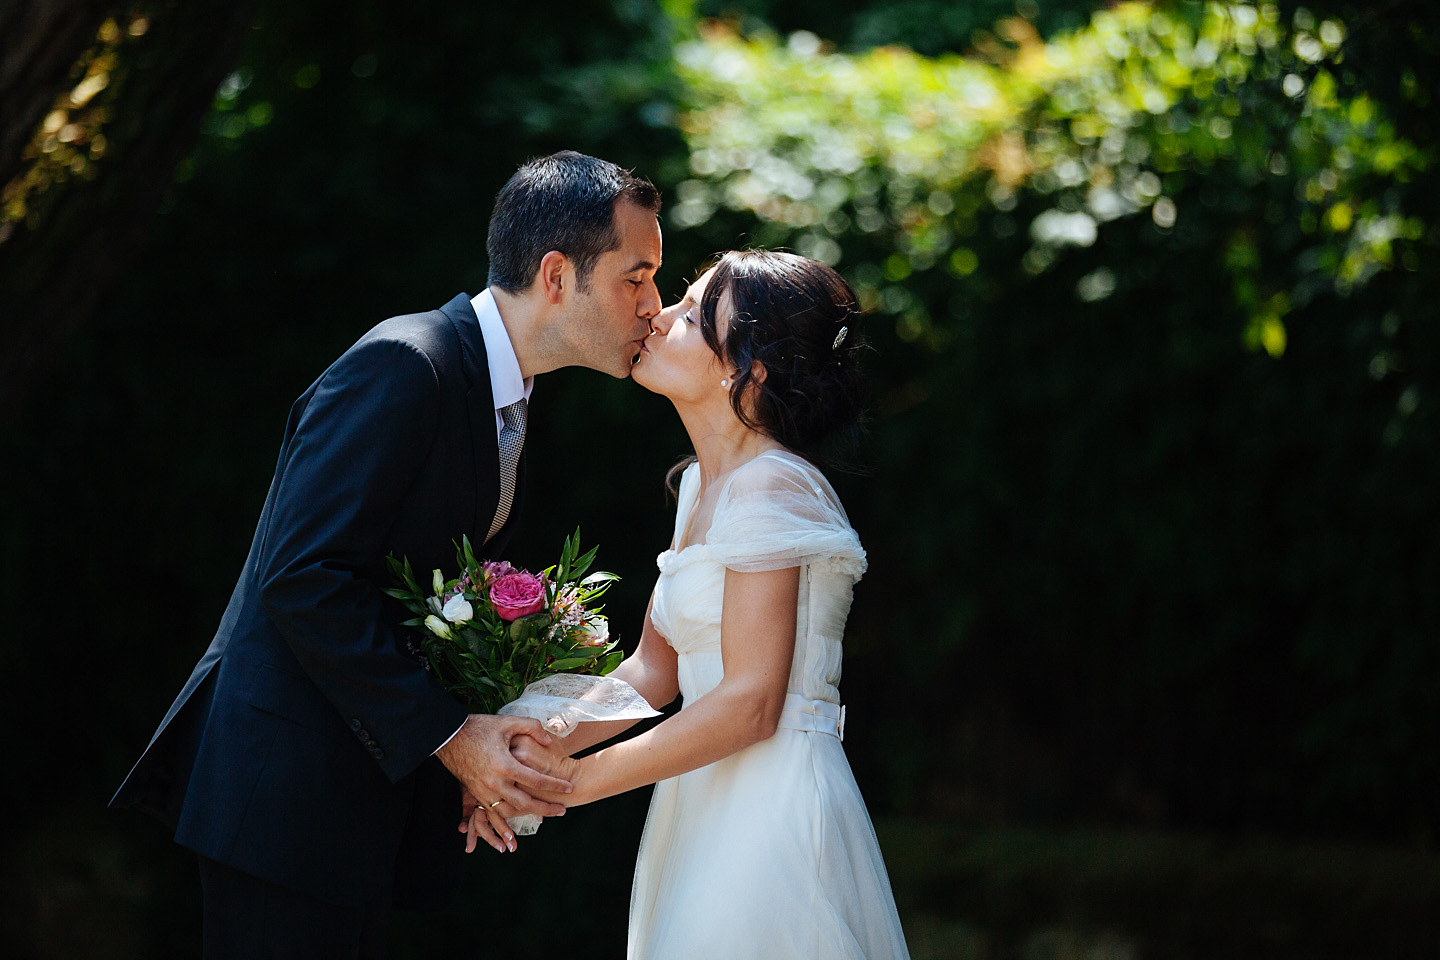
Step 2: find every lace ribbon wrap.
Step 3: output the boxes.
[497,674,660,834]
[662,451,867,580]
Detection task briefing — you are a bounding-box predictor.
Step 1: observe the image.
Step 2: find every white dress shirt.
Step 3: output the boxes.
[471,288,535,438]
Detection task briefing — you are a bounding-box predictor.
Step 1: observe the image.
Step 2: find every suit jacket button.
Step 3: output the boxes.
[370,747,385,760]
[349,719,363,732]
[357,729,370,741]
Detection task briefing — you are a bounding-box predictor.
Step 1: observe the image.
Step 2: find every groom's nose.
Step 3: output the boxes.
[637,278,661,322]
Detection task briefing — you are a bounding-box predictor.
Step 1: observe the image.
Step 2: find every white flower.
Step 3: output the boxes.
[442,594,474,625]
[432,568,445,595]
[424,615,453,640]
[579,616,609,646]
[426,596,443,616]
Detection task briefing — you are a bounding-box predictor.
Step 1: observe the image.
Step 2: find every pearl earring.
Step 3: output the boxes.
[720,379,729,388]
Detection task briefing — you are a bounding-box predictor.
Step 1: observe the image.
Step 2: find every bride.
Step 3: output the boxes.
[471,249,910,959]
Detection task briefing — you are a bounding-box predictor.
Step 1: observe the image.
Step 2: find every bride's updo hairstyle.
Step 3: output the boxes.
[696,250,867,453]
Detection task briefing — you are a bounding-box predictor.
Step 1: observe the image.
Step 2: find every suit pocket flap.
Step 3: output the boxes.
[243,662,343,733]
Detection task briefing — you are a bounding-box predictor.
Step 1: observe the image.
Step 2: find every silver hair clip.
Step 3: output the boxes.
[832,325,849,350]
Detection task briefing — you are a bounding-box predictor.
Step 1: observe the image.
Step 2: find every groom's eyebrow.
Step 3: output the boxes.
[624,258,659,275]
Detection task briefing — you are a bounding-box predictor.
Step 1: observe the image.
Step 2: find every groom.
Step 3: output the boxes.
[111,151,663,957]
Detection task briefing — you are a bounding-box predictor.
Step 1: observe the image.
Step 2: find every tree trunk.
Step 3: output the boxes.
[0,0,254,426]
[0,0,118,191]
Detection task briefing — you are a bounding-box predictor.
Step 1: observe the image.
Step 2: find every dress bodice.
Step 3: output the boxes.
[649,451,866,705]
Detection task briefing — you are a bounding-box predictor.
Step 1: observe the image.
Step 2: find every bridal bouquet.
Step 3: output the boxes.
[386,530,623,714]
[386,530,658,833]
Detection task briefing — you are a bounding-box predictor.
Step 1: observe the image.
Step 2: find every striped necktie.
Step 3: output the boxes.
[487,398,527,542]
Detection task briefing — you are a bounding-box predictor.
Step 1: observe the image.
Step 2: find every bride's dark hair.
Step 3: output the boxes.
[667,250,869,495]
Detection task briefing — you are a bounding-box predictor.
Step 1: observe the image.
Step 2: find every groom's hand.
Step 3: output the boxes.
[437,713,572,823]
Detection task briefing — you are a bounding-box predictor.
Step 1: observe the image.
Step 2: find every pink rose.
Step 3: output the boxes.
[489,572,545,620]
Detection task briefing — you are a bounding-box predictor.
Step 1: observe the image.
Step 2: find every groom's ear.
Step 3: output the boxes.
[538,250,569,305]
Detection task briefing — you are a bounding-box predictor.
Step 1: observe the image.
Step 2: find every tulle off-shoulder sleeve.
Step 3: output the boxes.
[705,452,867,580]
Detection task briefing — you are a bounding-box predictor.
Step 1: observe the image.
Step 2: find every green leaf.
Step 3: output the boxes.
[580,571,620,587]
[569,544,599,583]
[548,657,594,670]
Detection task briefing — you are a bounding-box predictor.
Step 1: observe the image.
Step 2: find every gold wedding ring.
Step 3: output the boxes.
[488,799,504,809]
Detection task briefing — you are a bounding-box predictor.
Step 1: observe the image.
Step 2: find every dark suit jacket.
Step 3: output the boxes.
[111,293,524,908]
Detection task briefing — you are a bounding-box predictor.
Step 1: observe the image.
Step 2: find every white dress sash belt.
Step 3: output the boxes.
[776,693,846,741]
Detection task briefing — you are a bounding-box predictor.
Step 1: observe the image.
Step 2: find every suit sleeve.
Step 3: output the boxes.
[256,335,469,783]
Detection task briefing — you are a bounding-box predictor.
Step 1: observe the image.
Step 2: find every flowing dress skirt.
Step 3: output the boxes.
[627,723,910,960]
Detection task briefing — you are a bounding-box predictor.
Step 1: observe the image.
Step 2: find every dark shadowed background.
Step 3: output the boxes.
[2,1,1437,957]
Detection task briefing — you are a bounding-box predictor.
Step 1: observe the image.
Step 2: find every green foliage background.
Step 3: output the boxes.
[664,0,1440,836]
[1,0,1437,956]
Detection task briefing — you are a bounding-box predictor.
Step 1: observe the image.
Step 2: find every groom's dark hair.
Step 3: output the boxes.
[487,151,661,294]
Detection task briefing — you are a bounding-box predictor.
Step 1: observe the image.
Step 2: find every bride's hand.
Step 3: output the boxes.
[511,734,586,804]
[461,794,521,855]
[455,788,510,855]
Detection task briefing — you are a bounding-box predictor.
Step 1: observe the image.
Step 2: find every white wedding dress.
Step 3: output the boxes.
[628,450,910,960]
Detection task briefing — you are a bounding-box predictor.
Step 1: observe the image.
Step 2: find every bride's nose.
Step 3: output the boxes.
[650,306,677,335]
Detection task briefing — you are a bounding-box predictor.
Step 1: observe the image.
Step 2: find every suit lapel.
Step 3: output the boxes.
[437,293,502,548]
[500,445,526,545]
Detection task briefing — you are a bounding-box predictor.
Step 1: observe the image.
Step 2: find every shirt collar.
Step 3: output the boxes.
[470,288,533,410]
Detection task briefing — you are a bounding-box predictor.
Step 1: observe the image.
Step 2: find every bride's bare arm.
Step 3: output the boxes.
[516,565,800,805]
